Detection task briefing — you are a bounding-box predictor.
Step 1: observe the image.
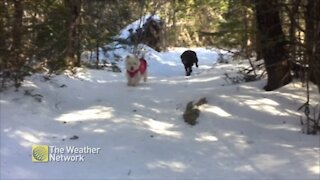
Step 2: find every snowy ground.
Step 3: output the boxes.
[1,47,320,180]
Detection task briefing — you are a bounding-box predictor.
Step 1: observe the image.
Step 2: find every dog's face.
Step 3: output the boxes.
[125,54,140,71]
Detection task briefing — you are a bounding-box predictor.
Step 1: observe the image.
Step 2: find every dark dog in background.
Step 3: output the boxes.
[181,50,198,76]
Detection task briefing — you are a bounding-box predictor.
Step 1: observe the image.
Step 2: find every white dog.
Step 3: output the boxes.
[125,54,148,86]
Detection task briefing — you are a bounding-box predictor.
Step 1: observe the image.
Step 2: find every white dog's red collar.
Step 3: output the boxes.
[127,69,140,77]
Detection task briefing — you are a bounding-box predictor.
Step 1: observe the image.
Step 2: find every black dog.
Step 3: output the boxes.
[180,50,199,76]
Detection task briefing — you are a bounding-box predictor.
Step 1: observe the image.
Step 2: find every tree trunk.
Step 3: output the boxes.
[172,0,177,46]
[90,50,93,61]
[0,1,7,81]
[241,0,253,58]
[254,15,263,61]
[65,0,81,69]
[305,0,320,91]
[11,0,24,89]
[288,0,300,62]
[95,42,99,69]
[255,0,292,91]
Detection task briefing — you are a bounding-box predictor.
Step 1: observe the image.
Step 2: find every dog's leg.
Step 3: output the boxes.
[184,65,189,76]
[127,75,134,86]
[127,79,132,86]
[186,66,192,76]
[127,74,131,86]
[132,75,139,86]
[143,71,147,82]
[131,78,136,86]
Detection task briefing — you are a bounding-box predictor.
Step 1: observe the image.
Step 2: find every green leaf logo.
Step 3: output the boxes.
[32,145,48,162]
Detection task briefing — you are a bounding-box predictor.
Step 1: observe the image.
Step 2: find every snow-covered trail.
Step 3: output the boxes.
[1,48,319,179]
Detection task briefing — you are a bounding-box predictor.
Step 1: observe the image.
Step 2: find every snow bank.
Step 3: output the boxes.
[1,48,319,179]
[117,14,161,40]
